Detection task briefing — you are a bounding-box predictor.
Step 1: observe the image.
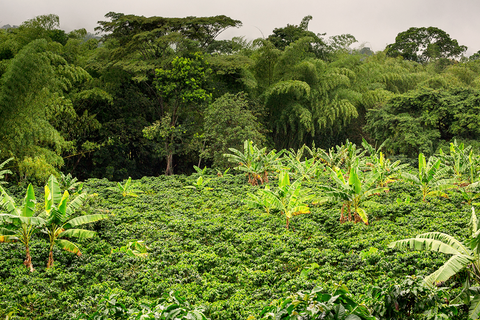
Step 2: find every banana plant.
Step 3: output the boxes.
[0,184,45,272]
[389,207,480,320]
[107,177,143,197]
[193,165,208,176]
[40,175,109,268]
[184,176,213,192]
[260,171,313,229]
[245,184,277,215]
[362,138,407,187]
[0,152,13,185]
[438,140,479,185]
[59,172,83,192]
[342,140,367,174]
[314,146,346,171]
[111,240,150,258]
[284,146,323,181]
[459,181,480,206]
[224,140,282,185]
[402,153,455,201]
[320,164,386,225]
[369,151,408,188]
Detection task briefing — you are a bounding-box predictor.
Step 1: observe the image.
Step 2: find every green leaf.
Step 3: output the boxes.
[356,207,368,225]
[64,214,109,229]
[389,232,472,255]
[21,184,35,218]
[55,239,81,255]
[424,254,473,287]
[60,228,96,239]
[46,175,62,206]
[469,294,480,320]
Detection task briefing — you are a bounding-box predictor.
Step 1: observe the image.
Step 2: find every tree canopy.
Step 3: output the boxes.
[385,27,467,63]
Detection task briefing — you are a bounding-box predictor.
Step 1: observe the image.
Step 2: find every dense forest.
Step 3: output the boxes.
[3,12,480,320]
[1,13,480,181]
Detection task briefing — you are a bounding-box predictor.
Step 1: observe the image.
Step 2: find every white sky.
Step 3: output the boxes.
[1,0,479,55]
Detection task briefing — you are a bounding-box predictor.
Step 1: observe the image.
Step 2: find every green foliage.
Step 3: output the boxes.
[41,174,109,268]
[262,38,360,149]
[401,153,455,201]
[251,170,313,229]
[259,285,375,319]
[389,207,480,319]
[266,16,328,60]
[224,140,282,185]
[386,27,467,63]
[366,276,459,319]
[0,183,45,272]
[143,52,212,175]
[96,12,241,51]
[185,176,213,192]
[320,163,386,225]
[8,13,480,320]
[437,140,480,185]
[283,145,324,181]
[202,92,266,169]
[0,37,95,180]
[111,240,150,258]
[78,290,209,320]
[366,87,480,157]
[59,172,83,192]
[362,139,408,188]
[107,177,143,197]
[0,152,13,184]
[0,168,478,319]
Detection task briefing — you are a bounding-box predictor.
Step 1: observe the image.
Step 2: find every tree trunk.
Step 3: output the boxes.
[47,250,54,268]
[165,152,174,176]
[340,203,346,223]
[24,245,34,272]
[347,202,353,222]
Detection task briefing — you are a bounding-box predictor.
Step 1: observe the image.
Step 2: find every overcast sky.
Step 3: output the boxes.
[1,0,479,55]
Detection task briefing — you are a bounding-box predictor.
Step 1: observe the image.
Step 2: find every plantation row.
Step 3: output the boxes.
[2,140,480,319]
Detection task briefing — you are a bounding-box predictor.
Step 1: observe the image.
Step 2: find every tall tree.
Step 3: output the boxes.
[266,15,328,59]
[143,53,212,175]
[0,39,92,181]
[386,27,467,63]
[261,37,359,149]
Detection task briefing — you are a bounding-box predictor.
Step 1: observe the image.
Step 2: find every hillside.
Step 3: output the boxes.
[0,170,473,319]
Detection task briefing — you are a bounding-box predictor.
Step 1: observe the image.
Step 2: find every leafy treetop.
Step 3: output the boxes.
[386,26,467,63]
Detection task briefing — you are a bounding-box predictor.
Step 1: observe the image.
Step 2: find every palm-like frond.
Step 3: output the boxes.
[423,254,473,287]
[45,175,62,209]
[66,192,87,215]
[401,172,420,184]
[389,232,472,255]
[64,214,109,229]
[60,228,96,239]
[42,174,108,267]
[404,153,456,201]
[55,239,81,255]
[21,185,36,218]
[0,154,13,184]
[469,294,480,320]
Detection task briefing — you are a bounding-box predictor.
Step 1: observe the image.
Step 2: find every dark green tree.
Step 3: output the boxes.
[266,16,328,59]
[202,92,266,168]
[366,87,480,156]
[386,27,467,63]
[143,53,211,175]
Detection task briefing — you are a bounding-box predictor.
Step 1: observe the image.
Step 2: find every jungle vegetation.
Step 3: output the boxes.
[2,12,480,320]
